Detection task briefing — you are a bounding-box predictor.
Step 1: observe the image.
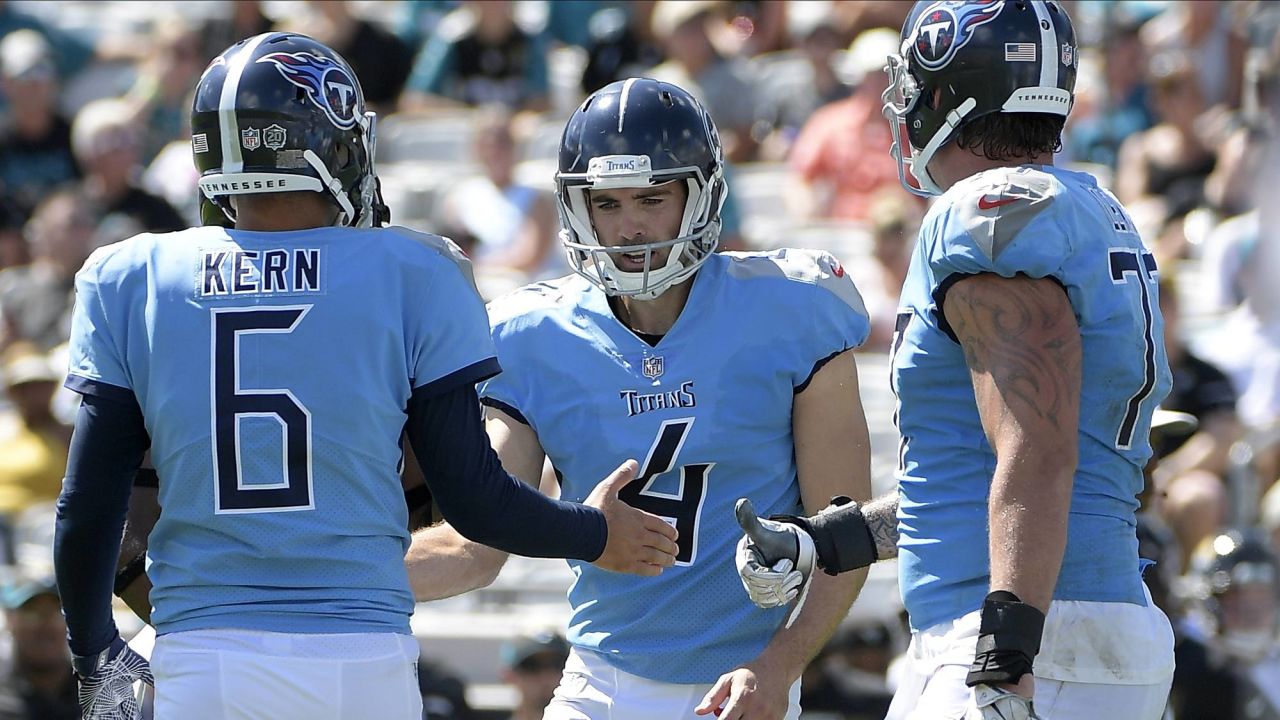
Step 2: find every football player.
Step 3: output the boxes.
[404,77,875,720]
[53,33,676,720]
[735,2,1177,719]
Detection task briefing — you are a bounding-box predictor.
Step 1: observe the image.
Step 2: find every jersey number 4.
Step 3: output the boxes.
[618,418,712,565]
[211,306,314,514]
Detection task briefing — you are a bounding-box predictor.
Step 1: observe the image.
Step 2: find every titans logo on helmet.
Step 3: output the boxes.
[256,51,359,130]
[912,0,1006,71]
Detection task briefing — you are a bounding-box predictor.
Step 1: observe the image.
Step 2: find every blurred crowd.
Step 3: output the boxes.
[0,1,1277,718]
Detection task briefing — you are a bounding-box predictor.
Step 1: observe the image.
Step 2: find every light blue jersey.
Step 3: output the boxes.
[65,225,497,636]
[480,250,869,683]
[892,165,1172,632]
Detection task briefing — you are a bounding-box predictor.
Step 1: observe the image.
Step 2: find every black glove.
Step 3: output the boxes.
[966,591,1045,687]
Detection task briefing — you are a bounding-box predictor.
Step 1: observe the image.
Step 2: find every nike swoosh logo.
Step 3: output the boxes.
[978,195,1020,210]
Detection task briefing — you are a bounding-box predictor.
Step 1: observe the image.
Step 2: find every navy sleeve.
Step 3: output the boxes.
[54,394,150,657]
[406,381,607,561]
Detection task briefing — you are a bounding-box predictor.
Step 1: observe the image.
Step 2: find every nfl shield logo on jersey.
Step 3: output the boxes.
[241,127,261,150]
[642,355,664,379]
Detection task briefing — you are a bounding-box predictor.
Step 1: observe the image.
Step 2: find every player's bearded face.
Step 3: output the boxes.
[587,181,688,273]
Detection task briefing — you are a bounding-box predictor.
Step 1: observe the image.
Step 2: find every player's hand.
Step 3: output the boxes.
[586,460,679,575]
[972,679,1039,720]
[734,498,816,628]
[735,534,803,608]
[74,635,154,720]
[734,499,811,608]
[694,664,790,720]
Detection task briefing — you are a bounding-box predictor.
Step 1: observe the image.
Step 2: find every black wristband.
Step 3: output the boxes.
[965,590,1046,687]
[773,496,878,575]
[133,468,159,488]
[113,553,147,597]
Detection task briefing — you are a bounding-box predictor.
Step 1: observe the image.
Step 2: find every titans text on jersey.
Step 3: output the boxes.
[479,248,870,683]
[620,382,697,417]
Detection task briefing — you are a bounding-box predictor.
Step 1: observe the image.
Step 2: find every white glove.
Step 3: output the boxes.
[733,499,817,628]
[735,533,804,608]
[972,684,1040,720]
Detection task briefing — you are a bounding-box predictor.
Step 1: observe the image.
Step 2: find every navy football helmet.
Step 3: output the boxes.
[191,32,388,227]
[1186,529,1280,658]
[882,1,1078,195]
[556,78,726,300]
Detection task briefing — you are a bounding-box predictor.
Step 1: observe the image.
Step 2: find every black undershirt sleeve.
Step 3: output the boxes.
[54,393,150,657]
[405,381,607,561]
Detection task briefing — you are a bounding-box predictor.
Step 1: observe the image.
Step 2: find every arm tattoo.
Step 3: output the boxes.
[863,494,899,560]
[944,275,1080,435]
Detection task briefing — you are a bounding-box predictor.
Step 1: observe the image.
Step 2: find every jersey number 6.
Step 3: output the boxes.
[211,306,315,514]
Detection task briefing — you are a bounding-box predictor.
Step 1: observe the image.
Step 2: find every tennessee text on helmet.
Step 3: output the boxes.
[191,32,389,227]
[556,77,727,300]
[881,0,1078,196]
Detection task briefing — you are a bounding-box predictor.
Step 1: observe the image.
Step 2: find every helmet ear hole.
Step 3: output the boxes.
[921,85,940,111]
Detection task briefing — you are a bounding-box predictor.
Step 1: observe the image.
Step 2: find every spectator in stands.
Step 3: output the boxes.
[718,1,789,58]
[0,573,76,720]
[787,28,905,222]
[0,343,70,522]
[0,1,94,83]
[578,5,662,96]
[70,98,185,239]
[1154,276,1242,487]
[1264,480,1280,556]
[1141,1,1247,112]
[436,106,559,283]
[287,1,413,114]
[1115,53,1217,218]
[0,189,94,352]
[393,0,463,55]
[1199,41,1278,271]
[827,1,912,45]
[417,658,475,720]
[852,191,921,353]
[647,0,759,162]
[753,3,852,162]
[1170,529,1280,720]
[500,632,569,720]
[122,18,205,165]
[0,196,26,272]
[399,1,549,113]
[1163,472,1229,577]
[196,0,274,65]
[0,30,78,216]
[543,0,609,50]
[799,621,896,720]
[1065,9,1157,170]
[1196,65,1280,481]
